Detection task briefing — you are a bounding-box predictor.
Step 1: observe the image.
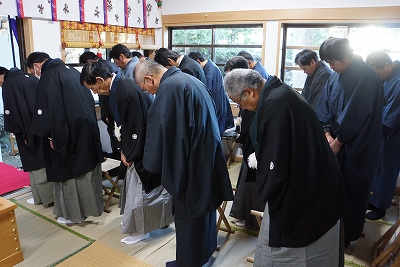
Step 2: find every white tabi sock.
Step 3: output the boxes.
[235,220,245,227]
[57,217,84,224]
[121,232,149,245]
[27,198,35,204]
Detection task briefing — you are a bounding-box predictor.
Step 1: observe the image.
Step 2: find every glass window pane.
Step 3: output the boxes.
[172,29,212,45]
[285,48,314,67]
[348,27,400,60]
[286,27,348,47]
[215,47,262,64]
[215,27,263,45]
[284,69,307,90]
[171,47,212,58]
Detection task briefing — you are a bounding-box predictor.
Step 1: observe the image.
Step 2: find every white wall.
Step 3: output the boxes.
[162,0,399,15]
[31,19,62,59]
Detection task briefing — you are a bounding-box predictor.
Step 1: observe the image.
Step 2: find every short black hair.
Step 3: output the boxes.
[237,51,254,62]
[366,50,393,69]
[131,51,144,58]
[79,51,99,64]
[0,66,9,75]
[26,52,50,68]
[80,60,113,85]
[109,44,132,60]
[319,37,353,62]
[188,51,206,62]
[224,56,249,72]
[154,48,179,67]
[295,49,318,66]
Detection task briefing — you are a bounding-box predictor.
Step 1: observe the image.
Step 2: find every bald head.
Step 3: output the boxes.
[134,60,167,95]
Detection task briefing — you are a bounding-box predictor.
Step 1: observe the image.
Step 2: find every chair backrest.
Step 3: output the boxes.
[230,103,240,117]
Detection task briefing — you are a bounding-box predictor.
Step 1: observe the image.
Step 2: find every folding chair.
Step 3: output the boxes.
[101,158,122,213]
[215,188,236,251]
[216,192,236,235]
[222,128,238,169]
[247,210,263,263]
[221,103,240,169]
[371,227,400,267]
[9,133,18,155]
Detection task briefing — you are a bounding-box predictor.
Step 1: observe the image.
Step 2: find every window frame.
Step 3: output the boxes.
[168,24,264,68]
[281,23,400,91]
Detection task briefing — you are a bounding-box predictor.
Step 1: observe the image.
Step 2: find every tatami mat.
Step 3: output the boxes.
[12,202,92,267]
[5,162,399,267]
[56,241,153,267]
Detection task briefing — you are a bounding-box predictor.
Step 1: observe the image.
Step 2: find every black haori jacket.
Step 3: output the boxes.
[250,76,349,247]
[31,59,103,182]
[3,68,45,172]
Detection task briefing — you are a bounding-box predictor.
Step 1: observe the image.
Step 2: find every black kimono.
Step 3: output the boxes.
[108,73,172,234]
[143,67,233,267]
[315,56,384,242]
[179,55,207,84]
[31,59,103,182]
[249,76,348,248]
[3,68,45,172]
[98,59,122,159]
[301,61,332,110]
[109,73,160,191]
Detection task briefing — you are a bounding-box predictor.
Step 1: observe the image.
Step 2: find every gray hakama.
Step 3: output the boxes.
[121,164,174,234]
[254,204,340,267]
[53,164,103,220]
[29,167,54,206]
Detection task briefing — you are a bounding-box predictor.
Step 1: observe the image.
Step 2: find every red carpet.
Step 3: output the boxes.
[0,162,30,195]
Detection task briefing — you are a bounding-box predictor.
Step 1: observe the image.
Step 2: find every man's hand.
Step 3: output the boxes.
[330,138,343,155]
[325,132,335,145]
[120,151,132,167]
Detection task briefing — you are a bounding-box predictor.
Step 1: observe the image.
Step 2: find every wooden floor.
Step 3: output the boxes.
[3,161,398,267]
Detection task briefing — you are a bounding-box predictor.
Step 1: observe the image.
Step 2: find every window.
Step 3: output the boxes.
[281,24,400,91]
[170,25,263,73]
[65,47,146,102]
[64,48,107,64]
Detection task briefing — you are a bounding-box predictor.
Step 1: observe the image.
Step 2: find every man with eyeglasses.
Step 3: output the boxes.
[224,68,349,267]
[134,59,233,267]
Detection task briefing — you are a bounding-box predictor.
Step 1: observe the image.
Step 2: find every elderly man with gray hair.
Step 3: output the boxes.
[224,69,349,267]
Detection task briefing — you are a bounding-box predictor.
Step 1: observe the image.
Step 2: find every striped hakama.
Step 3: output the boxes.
[29,167,54,206]
[53,164,103,220]
[120,164,174,234]
[254,204,340,267]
